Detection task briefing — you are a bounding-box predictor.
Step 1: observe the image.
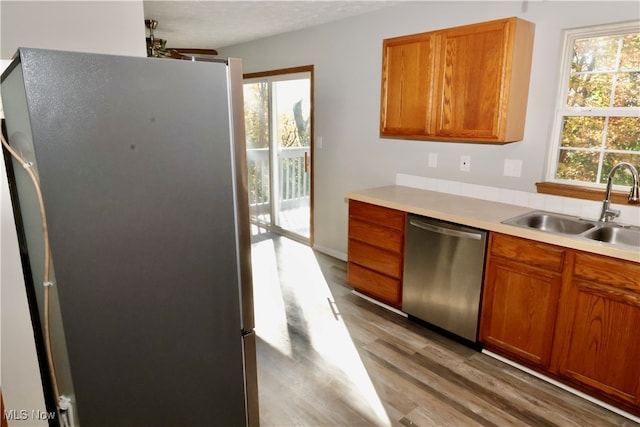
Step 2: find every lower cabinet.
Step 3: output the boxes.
[553,252,640,408]
[344,201,640,414]
[480,234,564,368]
[480,232,640,416]
[347,200,405,308]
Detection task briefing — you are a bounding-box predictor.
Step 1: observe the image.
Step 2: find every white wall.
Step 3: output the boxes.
[218,1,640,257]
[0,2,145,425]
[1,1,146,58]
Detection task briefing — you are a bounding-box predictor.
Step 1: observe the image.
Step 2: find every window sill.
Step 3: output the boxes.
[536,182,639,206]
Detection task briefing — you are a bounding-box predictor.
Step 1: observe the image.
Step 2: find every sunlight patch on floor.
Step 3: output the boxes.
[250,238,292,357]
[251,236,391,426]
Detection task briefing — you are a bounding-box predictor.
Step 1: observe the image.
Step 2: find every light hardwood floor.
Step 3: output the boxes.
[250,233,637,427]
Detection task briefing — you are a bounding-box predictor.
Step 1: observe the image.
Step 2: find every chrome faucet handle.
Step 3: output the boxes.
[604,207,621,222]
[599,200,620,222]
[599,162,640,221]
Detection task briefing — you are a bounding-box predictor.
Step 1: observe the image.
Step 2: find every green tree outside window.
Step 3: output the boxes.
[551,23,640,188]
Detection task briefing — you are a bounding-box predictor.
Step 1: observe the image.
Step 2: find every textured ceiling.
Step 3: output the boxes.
[143,1,398,50]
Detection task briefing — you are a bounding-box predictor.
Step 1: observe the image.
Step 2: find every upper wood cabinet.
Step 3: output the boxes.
[380,17,535,143]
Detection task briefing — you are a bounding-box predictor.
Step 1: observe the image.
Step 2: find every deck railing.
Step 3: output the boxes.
[246,146,310,217]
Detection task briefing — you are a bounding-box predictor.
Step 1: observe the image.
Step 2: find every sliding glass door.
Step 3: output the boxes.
[243,67,313,243]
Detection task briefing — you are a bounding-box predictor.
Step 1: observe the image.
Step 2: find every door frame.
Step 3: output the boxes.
[244,65,314,245]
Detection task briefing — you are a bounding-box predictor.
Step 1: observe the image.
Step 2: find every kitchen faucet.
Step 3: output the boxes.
[599,162,640,222]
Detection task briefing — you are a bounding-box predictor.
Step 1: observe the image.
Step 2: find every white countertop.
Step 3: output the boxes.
[347,185,640,263]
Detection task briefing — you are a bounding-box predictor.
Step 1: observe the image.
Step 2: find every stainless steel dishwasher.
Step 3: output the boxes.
[402,214,488,343]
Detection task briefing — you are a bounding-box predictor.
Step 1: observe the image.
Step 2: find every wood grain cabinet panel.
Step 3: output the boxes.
[349,218,404,253]
[480,233,563,368]
[380,33,437,137]
[347,200,405,308]
[380,17,534,143]
[348,239,402,278]
[553,253,640,408]
[482,233,640,415]
[349,199,405,230]
[490,233,566,273]
[347,263,401,306]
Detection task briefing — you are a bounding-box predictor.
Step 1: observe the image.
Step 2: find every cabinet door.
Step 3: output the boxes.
[435,18,533,142]
[480,258,562,368]
[435,19,509,140]
[380,32,437,137]
[554,253,640,407]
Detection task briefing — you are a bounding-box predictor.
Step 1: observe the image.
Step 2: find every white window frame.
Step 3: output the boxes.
[545,20,640,191]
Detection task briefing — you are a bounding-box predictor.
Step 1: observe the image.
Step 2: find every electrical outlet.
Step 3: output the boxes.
[460,155,471,172]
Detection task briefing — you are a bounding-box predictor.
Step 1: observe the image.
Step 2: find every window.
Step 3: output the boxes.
[545,21,639,193]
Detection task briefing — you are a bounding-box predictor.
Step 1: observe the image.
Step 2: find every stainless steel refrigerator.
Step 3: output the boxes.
[1,48,258,426]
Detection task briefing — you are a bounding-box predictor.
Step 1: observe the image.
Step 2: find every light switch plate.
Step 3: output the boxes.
[428,152,438,168]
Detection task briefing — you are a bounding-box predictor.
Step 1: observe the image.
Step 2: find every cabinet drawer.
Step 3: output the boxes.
[490,233,565,273]
[349,218,403,253]
[349,200,405,231]
[348,262,401,307]
[348,238,402,278]
[573,252,640,292]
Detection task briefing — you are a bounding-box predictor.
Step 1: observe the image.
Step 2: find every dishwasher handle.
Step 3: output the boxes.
[409,219,483,240]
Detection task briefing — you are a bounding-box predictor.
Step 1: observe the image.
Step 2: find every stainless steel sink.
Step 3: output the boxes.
[503,211,596,234]
[502,210,640,250]
[583,226,640,247]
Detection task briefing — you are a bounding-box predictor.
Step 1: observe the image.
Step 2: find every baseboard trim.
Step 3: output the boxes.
[312,244,347,261]
[482,349,640,423]
[351,290,408,318]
